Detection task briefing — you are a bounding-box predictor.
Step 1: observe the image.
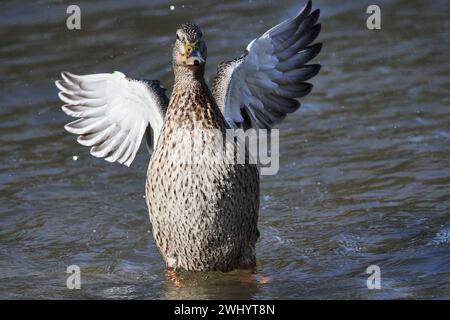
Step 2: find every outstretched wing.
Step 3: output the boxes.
[212,0,321,129]
[55,71,168,167]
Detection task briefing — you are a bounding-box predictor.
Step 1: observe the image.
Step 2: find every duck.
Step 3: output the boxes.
[55,1,322,272]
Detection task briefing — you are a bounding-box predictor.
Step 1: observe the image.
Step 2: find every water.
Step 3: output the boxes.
[1,0,449,299]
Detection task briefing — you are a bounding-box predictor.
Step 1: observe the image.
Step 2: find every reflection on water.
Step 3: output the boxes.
[162,270,263,300]
[0,0,449,299]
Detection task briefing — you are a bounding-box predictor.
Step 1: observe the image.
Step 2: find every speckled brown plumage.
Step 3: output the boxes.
[146,65,259,272]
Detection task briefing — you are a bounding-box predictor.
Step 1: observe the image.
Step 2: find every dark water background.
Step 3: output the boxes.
[1,0,449,299]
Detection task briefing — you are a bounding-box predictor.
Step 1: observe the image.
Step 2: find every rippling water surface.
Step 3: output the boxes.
[1,0,449,299]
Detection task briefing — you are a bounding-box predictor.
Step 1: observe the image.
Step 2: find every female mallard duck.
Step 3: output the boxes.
[55,1,321,272]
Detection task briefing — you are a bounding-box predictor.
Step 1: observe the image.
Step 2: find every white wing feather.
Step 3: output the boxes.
[56,71,166,167]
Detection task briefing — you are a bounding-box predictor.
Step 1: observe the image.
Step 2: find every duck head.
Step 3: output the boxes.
[172,23,207,70]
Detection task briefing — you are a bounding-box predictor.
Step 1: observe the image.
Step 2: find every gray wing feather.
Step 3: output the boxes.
[212,0,322,130]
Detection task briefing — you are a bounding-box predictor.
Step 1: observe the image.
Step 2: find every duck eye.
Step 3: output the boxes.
[176,34,181,41]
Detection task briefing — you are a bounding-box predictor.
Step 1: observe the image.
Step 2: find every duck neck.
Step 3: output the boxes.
[168,64,226,130]
[173,64,206,89]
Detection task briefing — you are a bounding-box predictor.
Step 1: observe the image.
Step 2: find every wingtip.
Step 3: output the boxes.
[61,105,71,116]
[61,71,72,80]
[58,91,75,105]
[292,0,312,20]
[61,71,85,84]
[315,42,323,57]
[311,8,320,19]
[316,23,322,35]
[114,158,131,168]
[63,122,75,134]
[54,79,61,88]
[308,42,323,57]
[123,157,133,167]
[303,0,312,13]
[61,71,74,85]
[314,63,322,74]
[56,72,73,90]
